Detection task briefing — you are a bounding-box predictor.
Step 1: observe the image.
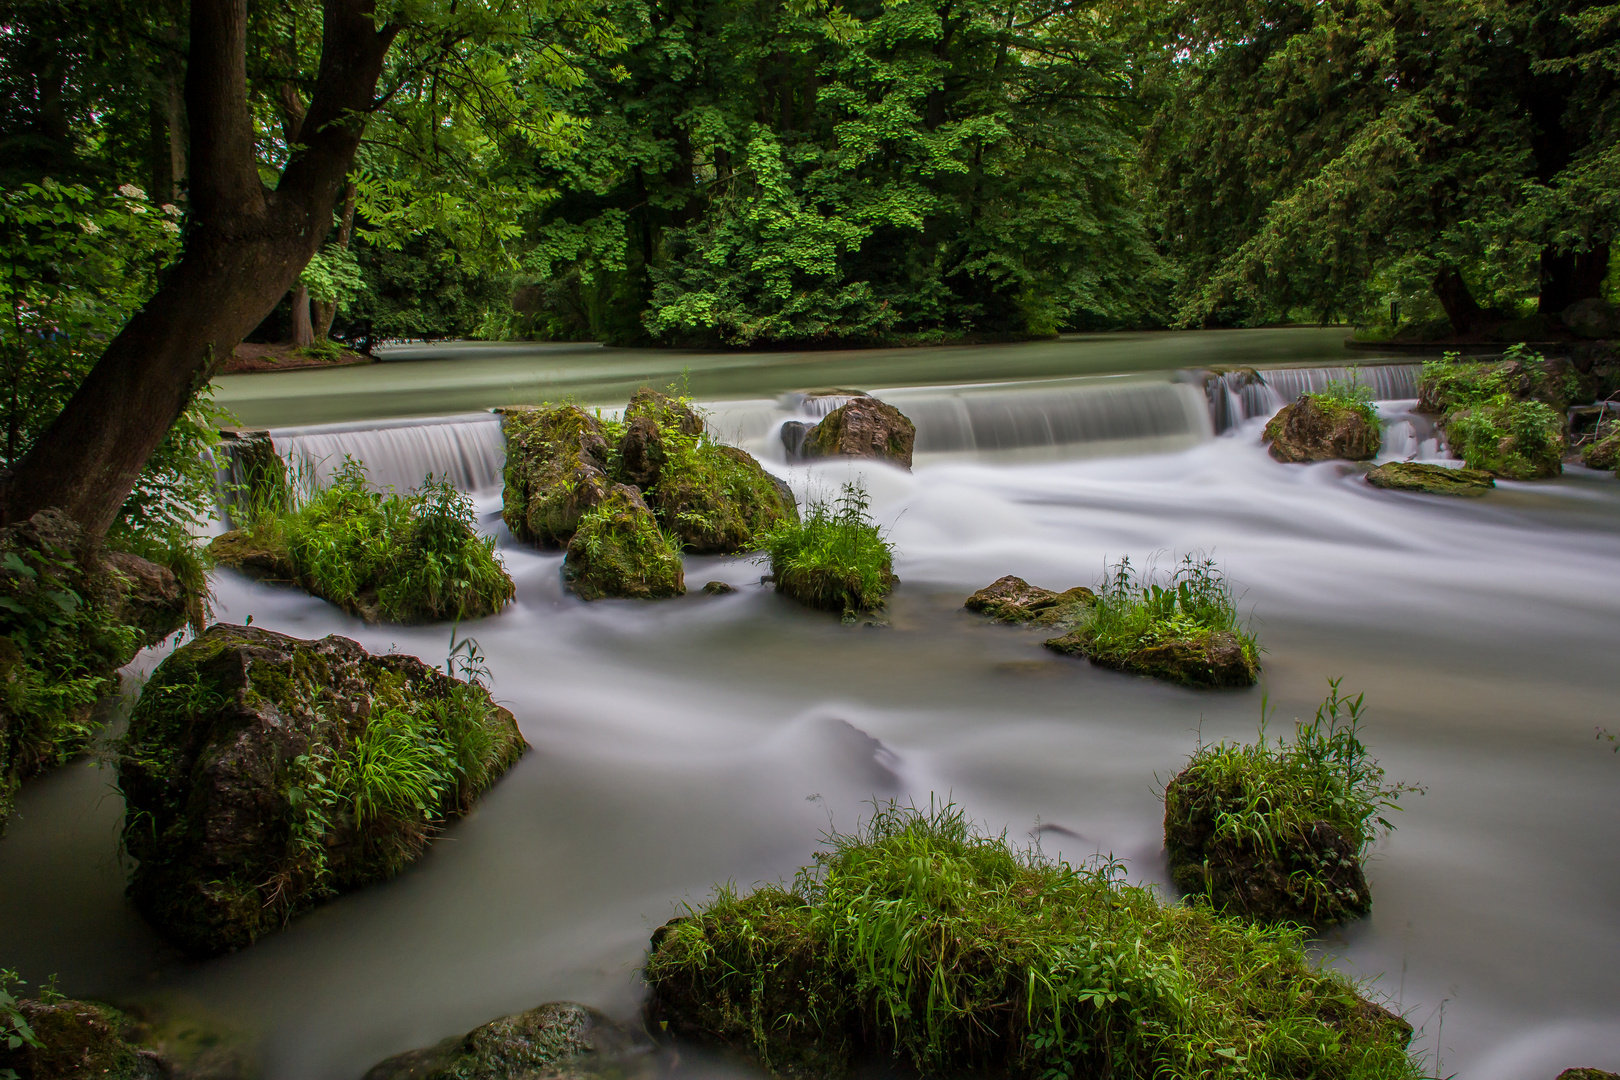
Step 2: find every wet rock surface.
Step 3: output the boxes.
[1365,462,1496,496]
[964,576,1095,628]
[799,397,917,469]
[0,998,167,1080]
[1044,628,1259,688]
[362,1002,652,1080]
[118,624,526,956]
[1263,395,1380,462]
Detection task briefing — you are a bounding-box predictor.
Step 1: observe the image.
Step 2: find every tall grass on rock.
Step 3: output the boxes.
[761,482,895,620]
[645,800,1419,1080]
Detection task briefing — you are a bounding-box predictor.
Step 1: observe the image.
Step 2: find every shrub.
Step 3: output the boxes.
[645,800,1419,1080]
[1308,377,1379,428]
[760,482,895,619]
[211,461,514,623]
[1444,398,1564,479]
[1418,344,1587,415]
[1164,680,1419,926]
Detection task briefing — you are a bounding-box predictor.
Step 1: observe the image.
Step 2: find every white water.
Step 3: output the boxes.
[3,361,1619,1080]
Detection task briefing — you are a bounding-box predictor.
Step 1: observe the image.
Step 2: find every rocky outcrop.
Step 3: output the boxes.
[501,406,617,546]
[118,624,526,956]
[617,389,704,490]
[1263,396,1380,463]
[1442,400,1565,480]
[562,486,686,600]
[0,998,167,1080]
[362,1002,650,1080]
[1044,627,1259,689]
[651,444,797,554]
[1164,767,1369,927]
[1562,298,1619,340]
[799,397,917,469]
[1365,461,1496,496]
[1418,354,1591,416]
[964,576,1094,629]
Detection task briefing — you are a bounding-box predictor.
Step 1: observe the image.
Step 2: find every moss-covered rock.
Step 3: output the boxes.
[1263,395,1380,463]
[1442,399,1565,479]
[1554,1070,1620,1080]
[964,576,1095,628]
[651,444,797,554]
[1365,461,1496,496]
[802,397,917,469]
[361,1001,650,1080]
[1580,424,1620,471]
[1418,353,1591,416]
[118,624,527,956]
[1044,627,1258,688]
[616,390,704,490]
[1164,767,1370,927]
[562,486,686,600]
[501,406,617,546]
[0,998,166,1080]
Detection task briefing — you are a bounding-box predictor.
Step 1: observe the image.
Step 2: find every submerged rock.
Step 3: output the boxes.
[1263,395,1379,462]
[362,1002,650,1080]
[563,486,686,600]
[650,443,797,554]
[1365,461,1496,496]
[0,998,167,1080]
[702,580,737,594]
[118,624,526,956]
[1044,627,1259,689]
[800,397,917,469]
[964,576,1094,628]
[1554,1070,1620,1080]
[501,405,617,546]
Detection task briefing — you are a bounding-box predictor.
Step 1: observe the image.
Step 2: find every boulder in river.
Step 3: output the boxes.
[0,997,167,1080]
[501,405,617,545]
[118,624,526,956]
[616,389,704,490]
[1554,1071,1620,1080]
[362,1001,650,1080]
[651,443,798,554]
[562,486,686,600]
[1441,399,1565,480]
[1580,424,1620,471]
[800,397,916,469]
[1365,461,1496,496]
[964,575,1095,629]
[1044,627,1258,688]
[1263,394,1380,463]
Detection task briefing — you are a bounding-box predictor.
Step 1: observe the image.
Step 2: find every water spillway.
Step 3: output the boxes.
[1206,361,1421,432]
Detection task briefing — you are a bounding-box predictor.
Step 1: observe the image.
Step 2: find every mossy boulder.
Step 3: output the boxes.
[1263,395,1380,463]
[362,1001,650,1080]
[1164,766,1370,927]
[1365,462,1496,496]
[1554,1070,1620,1080]
[501,406,617,546]
[801,397,917,469]
[1442,399,1565,479]
[651,444,797,554]
[1580,424,1620,470]
[0,998,166,1080]
[964,576,1095,629]
[118,624,527,956]
[616,389,704,490]
[1418,354,1590,416]
[1044,627,1258,688]
[562,486,685,601]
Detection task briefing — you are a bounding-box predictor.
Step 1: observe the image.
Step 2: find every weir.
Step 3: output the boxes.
[1206,362,1421,432]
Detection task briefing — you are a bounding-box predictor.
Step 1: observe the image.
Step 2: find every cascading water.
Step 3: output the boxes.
[221,412,509,494]
[1207,362,1421,432]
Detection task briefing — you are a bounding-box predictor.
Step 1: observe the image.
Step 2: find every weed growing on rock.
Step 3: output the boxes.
[646,800,1419,1080]
[1310,377,1379,427]
[760,482,895,619]
[1444,398,1564,479]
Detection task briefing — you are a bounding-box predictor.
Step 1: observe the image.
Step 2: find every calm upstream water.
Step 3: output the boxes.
[2,330,1618,1080]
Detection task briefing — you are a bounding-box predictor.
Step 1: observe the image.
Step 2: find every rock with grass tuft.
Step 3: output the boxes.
[118,624,526,956]
[563,487,686,600]
[501,405,617,545]
[651,443,798,554]
[1442,399,1564,479]
[1365,462,1496,496]
[362,1001,651,1080]
[1554,1071,1620,1080]
[801,397,917,469]
[1264,394,1380,463]
[1580,423,1620,471]
[965,576,1094,628]
[616,390,702,490]
[0,997,166,1080]
[763,483,895,620]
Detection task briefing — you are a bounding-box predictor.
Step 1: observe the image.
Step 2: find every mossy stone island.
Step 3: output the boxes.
[118,624,527,956]
[362,1001,652,1080]
[1365,461,1496,496]
[1044,626,1258,688]
[563,486,687,600]
[1579,424,1619,471]
[0,998,166,1080]
[964,575,1095,629]
[1263,394,1380,463]
[500,404,619,546]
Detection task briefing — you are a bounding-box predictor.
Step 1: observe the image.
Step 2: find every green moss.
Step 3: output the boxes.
[1164,681,1418,928]
[1443,398,1565,479]
[1418,345,1590,416]
[645,801,1419,1080]
[500,405,616,546]
[761,483,895,620]
[652,442,797,553]
[1043,555,1260,688]
[1580,423,1620,471]
[1364,462,1496,496]
[562,487,686,600]
[0,996,164,1080]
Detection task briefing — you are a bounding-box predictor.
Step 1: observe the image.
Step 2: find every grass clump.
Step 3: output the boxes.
[1045,555,1259,688]
[645,800,1419,1080]
[760,482,895,620]
[1418,347,1579,479]
[210,460,514,623]
[1310,377,1380,428]
[1165,680,1419,927]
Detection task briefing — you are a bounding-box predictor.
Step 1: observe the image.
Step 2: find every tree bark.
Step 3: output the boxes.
[1432,268,1487,336]
[1539,244,1611,315]
[290,285,315,347]
[0,0,398,536]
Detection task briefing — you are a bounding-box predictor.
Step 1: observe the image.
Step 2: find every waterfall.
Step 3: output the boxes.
[222,413,508,495]
[1206,363,1421,432]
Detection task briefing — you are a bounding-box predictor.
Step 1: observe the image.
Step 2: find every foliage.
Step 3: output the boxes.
[646,799,1421,1080]
[219,460,514,623]
[563,487,686,600]
[1309,378,1379,429]
[760,482,894,619]
[1,970,42,1063]
[1445,399,1566,479]
[298,243,367,308]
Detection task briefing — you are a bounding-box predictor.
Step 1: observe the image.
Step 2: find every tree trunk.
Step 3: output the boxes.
[1539,244,1611,315]
[312,181,357,342]
[1432,268,1486,336]
[0,0,398,536]
[290,285,314,347]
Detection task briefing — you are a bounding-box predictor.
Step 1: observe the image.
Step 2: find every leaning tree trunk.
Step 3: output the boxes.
[0,0,397,537]
[1432,268,1487,336]
[1539,244,1611,316]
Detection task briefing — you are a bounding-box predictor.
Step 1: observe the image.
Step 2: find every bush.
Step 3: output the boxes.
[1164,680,1419,926]
[1444,398,1565,479]
[211,461,514,623]
[761,482,895,619]
[1308,377,1379,428]
[1045,555,1259,687]
[645,801,1419,1080]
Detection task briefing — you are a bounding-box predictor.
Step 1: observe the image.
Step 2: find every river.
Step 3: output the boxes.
[1,330,1616,1080]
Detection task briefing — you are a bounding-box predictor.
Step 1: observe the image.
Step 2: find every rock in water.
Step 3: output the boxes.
[1581,425,1620,471]
[1044,627,1259,689]
[964,576,1094,628]
[0,999,167,1080]
[1263,395,1380,462]
[702,580,737,594]
[801,397,917,469]
[617,389,705,490]
[1163,765,1371,927]
[362,1002,649,1080]
[501,405,617,546]
[1365,461,1496,496]
[1554,1071,1620,1080]
[1562,297,1619,340]
[118,624,527,956]
[651,444,798,554]
[562,486,686,600]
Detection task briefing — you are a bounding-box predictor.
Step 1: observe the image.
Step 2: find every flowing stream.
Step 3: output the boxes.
[2,331,1617,1080]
